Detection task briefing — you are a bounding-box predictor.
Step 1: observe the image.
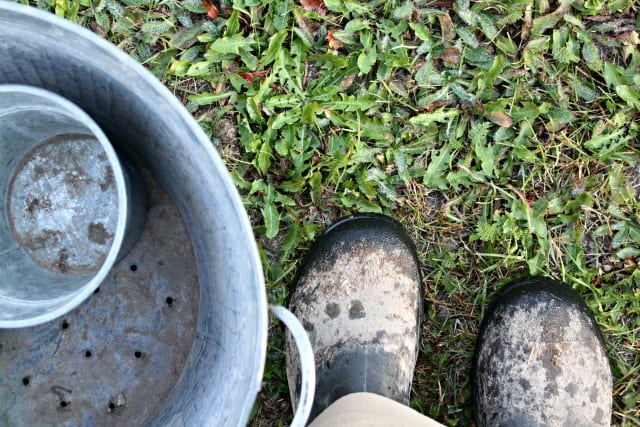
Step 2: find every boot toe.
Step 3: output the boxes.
[286,214,423,421]
[473,277,612,426]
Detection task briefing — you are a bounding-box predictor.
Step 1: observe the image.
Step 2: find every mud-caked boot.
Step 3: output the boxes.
[473,277,613,426]
[285,214,423,422]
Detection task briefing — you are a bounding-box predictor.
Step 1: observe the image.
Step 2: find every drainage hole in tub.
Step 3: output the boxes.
[60,401,69,408]
[94,287,100,294]
[165,296,174,307]
[106,393,126,413]
[134,351,142,359]
[22,376,30,386]
[61,320,69,330]
[130,264,138,272]
[84,350,92,358]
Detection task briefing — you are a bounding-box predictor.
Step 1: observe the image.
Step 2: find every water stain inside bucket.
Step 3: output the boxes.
[7,134,119,275]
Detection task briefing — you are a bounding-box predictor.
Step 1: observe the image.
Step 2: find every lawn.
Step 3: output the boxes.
[20,0,640,424]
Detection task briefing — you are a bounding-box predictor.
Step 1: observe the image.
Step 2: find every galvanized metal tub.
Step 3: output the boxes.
[0,3,272,425]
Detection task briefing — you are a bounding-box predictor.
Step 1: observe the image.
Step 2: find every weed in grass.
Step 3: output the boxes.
[25,0,640,424]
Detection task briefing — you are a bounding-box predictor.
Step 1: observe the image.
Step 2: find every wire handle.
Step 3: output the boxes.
[269,305,316,427]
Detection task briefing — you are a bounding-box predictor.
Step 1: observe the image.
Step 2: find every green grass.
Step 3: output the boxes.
[22,0,640,424]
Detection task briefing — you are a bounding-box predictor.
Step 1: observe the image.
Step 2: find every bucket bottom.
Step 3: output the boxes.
[0,164,200,426]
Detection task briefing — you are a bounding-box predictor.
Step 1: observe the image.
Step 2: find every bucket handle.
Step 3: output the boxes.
[269,305,316,427]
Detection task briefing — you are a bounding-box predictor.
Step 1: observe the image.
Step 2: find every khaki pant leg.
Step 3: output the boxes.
[308,392,446,427]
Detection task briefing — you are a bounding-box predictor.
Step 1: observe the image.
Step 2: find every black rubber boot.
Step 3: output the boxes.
[285,214,423,422]
[473,277,613,426]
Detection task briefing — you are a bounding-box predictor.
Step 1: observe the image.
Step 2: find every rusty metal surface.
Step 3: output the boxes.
[0,167,199,426]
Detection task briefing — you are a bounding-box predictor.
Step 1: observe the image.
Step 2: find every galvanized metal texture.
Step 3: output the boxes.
[8,134,118,275]
[0,167,199,426]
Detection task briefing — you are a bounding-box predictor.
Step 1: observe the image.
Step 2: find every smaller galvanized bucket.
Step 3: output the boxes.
[0,85,144,329]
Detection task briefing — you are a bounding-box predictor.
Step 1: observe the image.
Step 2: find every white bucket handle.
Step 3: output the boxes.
[269,305,316,427]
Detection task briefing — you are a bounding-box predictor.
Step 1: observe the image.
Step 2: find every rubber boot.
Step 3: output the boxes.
[285,214,423,422]
[473,277,613,426]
